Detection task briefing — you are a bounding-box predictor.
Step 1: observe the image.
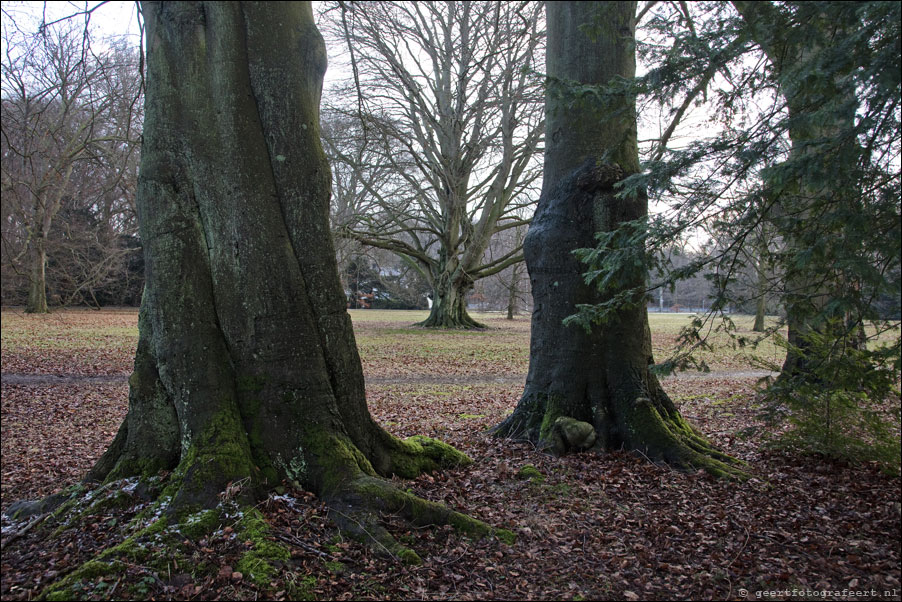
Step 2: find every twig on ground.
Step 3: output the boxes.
[1,512,50,550]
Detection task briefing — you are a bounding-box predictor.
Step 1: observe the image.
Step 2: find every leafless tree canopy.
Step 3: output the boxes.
[321,1,544,327]
[1,14,143,310]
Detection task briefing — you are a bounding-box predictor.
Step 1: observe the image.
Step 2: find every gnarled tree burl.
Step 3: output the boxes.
[493,1,744,477]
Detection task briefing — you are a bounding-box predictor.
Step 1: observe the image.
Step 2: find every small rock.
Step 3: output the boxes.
[549,417,596,455]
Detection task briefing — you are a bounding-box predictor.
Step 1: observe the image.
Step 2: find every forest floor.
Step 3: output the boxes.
[1,308,900,601]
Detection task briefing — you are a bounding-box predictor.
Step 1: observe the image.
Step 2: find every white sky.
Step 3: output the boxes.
[1,2,351,88]
[2,2,697,136]
[1,1,141,44]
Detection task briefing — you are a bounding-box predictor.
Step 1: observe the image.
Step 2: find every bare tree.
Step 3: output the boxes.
[474,223,531,317]
[322,110,409,298]
[322,1,544,328]
[1,20,140,311]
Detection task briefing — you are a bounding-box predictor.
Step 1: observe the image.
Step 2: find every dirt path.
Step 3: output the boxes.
[1,370,778,387]
[1,373,129,385]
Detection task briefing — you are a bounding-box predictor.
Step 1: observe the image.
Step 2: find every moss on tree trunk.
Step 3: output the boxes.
[493,1,744,478]
[29,1,507,565]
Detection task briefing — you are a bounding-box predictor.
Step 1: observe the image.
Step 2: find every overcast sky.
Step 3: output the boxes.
[1,1,141,44]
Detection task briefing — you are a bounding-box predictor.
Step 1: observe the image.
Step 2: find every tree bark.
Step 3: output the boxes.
[82,1,491,552]
[494,1,741,476]
[25,236,49,313]
[418,265,484,328]
[752,232,768,332]
[753,283,766,332]
[506,262,522,320]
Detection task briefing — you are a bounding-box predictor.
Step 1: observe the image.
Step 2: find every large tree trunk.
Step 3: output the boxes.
[80,1,491,554]
[494,1,740,476]
[418,264,484,329]
[25,235,49,313]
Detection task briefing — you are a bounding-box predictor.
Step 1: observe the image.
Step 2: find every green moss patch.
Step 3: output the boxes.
[493,528,517,545]
[286,574,318,601]
[457,413,488,420]
[389,435,472,479]
[179,508,222,539]
[324,560,346,573]
[516,464,544,481]
[43,560,125,600]
[235,509,291,588]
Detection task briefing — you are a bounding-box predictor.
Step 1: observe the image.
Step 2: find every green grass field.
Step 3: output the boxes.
[0,307,788,374]
[3,307,897,378]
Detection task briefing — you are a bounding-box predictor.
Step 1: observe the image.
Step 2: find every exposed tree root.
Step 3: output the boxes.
[495,394,750,480]
[377,433,474,479]
[36,493,281,600]
[0,511,50,550]
[15,438,511,598]
[416,314,487,330]
[625,402,750,480]
[416,299,487,330]
[28,484,506,598]
[14,405,503,597]
[327,474,513,564]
